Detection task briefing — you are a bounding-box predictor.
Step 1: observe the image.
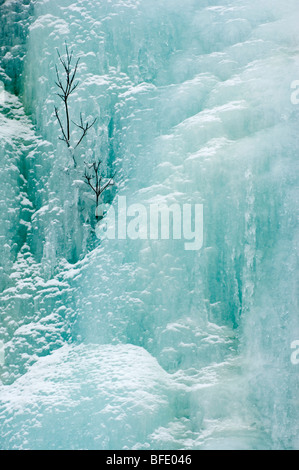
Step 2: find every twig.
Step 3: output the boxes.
[83,160,115,217]
[54,43,97,167]
[72,114,97,149]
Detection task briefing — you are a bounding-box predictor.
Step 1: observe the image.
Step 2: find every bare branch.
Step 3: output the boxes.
[57,49,68,74]
[83,160,115,217]
[73,116,97,149]
[54,44,98,168]
[101,173,116,193]
[70,81,80,95]
[69,58,80,91]
[83,168,96,193]
[56,92,66,102]
[54,106,69,147]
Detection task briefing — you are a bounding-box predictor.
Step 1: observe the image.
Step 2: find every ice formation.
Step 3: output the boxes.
[0,0,298,449]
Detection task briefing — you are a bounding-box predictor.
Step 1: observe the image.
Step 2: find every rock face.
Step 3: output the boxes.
[0,0,299,450]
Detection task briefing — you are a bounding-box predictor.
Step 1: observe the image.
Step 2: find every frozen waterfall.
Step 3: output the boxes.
[0,0,298,450]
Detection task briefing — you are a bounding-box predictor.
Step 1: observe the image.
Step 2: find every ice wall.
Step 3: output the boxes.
[0,0,298,450]
[0,0,34,94]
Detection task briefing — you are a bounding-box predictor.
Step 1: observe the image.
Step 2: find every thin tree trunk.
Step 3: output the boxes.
[65,100,70,142]
[96,193,99,219]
